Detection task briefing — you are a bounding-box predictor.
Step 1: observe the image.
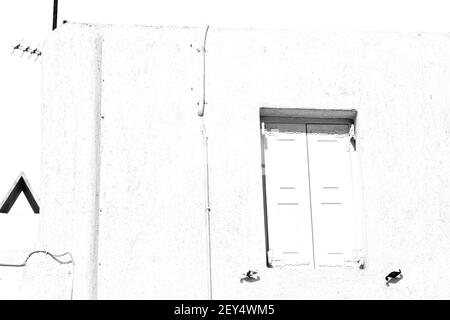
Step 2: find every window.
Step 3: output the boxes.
[261,110,363,270]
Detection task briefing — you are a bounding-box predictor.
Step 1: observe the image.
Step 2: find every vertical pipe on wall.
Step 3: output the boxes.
[198,25,209,117]
[200,121,212,300]
[198,25,212,300]
[52,0,58,30]
[90,36,104,300]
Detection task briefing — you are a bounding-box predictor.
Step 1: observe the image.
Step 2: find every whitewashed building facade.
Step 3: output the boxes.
[21,23,450,299]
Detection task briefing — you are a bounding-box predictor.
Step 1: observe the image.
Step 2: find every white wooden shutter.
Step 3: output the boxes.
[262,123,314,268]
[306,124,356,269]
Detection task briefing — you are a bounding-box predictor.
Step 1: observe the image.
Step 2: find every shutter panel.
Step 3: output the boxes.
[306,124,356,269]
[262,123,314,268]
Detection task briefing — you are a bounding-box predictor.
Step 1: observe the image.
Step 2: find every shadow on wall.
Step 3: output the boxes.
[385,274,403,287]
[240,275,261,283]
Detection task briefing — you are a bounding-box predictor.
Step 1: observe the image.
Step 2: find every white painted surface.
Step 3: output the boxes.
[25,23,450,299]
[0,197,40,299]
[263,122,359,270]
[21,24,103,299]
[263,123,314,268]
[307,124,356,268]
[96,26,207,299]
[0,194,40,299]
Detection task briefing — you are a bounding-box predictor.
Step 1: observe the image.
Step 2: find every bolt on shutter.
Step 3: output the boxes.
[262,123,315,268]
[306,124,356,268]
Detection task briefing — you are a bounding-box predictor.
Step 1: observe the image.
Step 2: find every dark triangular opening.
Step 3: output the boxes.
[0,173,40,214]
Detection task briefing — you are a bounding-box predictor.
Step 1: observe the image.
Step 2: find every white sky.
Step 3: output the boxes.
[0,0,450,250]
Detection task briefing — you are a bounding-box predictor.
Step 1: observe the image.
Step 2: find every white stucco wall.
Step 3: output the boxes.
[21,25,103,299]
[205,29,450,299]
[30,23,450,299]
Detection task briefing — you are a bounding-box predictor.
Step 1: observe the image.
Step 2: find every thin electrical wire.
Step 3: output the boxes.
[0,250,75,300]
[198,25,212,300]
[200,120,212,300]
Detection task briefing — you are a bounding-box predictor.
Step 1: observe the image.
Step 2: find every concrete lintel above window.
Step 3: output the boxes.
[260,107,357,125]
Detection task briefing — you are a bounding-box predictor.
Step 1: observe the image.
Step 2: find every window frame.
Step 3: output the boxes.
[260,108,365,270]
